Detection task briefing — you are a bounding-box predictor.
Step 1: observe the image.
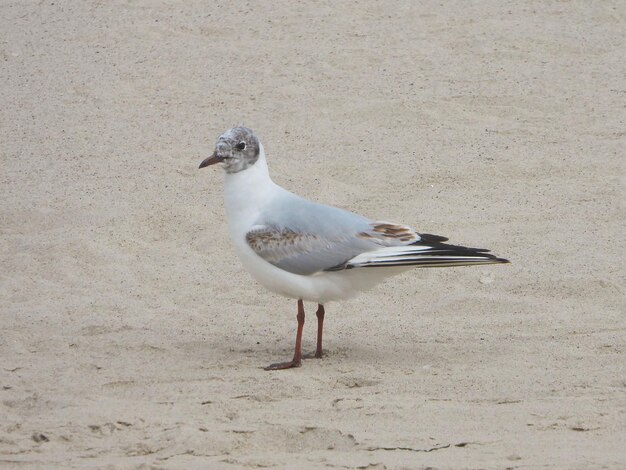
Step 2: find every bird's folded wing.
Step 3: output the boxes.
[245,221,420,275]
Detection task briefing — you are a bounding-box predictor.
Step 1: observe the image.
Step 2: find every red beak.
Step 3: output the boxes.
[199,152,224,169]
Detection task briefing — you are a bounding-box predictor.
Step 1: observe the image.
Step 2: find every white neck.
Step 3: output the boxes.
[223,143,276,229]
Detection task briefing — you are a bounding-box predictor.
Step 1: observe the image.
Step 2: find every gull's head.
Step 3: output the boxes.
[199,126,260,174]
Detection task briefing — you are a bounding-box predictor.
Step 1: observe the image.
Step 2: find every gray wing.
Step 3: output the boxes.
[246,191,419,275]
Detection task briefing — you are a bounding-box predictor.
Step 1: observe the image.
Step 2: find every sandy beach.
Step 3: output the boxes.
[1,1,625,468]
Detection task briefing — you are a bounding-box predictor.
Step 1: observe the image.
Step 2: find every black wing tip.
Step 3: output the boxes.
[417,233,449,243]
[414,233,510,261]
[469,253,510,263]
[416,233,489,252]
[357,254,510,269]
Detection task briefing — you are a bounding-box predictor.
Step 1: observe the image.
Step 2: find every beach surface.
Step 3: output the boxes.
[1,1,625,468]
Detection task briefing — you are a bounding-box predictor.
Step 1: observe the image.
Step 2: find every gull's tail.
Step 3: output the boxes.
[339,233,509,270]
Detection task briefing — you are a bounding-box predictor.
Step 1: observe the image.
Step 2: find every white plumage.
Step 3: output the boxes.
[199,127,508,369]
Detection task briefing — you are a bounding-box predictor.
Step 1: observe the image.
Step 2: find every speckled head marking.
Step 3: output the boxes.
[198,126,260,173]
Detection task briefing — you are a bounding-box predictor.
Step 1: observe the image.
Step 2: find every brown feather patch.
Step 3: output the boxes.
[246,229,310,251]
[371,222,418,240]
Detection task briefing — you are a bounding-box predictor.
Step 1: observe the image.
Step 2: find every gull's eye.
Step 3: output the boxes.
[235,141,246,151]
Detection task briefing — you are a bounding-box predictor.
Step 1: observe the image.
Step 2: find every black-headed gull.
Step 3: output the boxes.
[199,127,508,370]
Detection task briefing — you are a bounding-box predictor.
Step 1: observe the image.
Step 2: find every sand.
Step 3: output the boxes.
[1,1,625,468]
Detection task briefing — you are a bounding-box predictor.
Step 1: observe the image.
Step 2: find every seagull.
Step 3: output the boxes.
[199,126,508,370]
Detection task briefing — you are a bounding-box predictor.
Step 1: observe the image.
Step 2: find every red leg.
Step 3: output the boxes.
[315,304,325,358]
[264,299,305,370]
